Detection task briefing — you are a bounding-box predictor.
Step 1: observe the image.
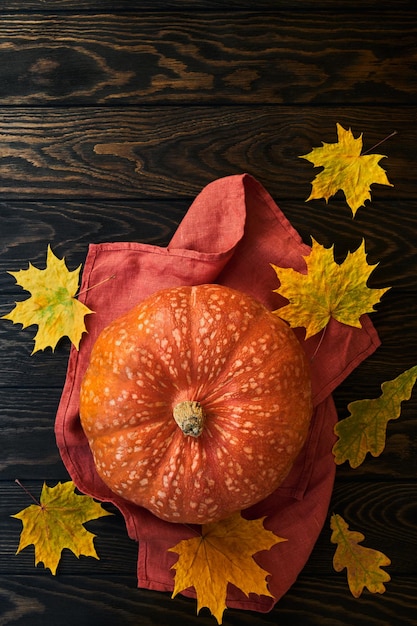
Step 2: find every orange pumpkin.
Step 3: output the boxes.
[80,284,313,524]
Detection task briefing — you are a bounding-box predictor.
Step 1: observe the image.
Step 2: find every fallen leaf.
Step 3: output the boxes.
[271,238,389,339]
[12,481,112,575]
[168,512,285,624]
[300,123,393,216]
[330,513,391,597]
[333,364,417,468]
[2,245,93,353]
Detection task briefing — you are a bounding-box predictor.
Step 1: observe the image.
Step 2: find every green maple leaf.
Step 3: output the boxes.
[2,245,93,353]
[271,238,390,339]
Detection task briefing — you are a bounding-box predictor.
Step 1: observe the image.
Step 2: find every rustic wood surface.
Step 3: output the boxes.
[1,2,416,624]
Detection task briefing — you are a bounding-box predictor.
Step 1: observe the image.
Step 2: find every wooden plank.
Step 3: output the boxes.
[2,480,417,575]
[0,325,69,388]
[1,0,416,11]
[0,198,416,291]
[0,375,416,480]
[328,481,417,576]
[0,387,65,480]
[0,199,187,289]
[1,280,417,382]
[0,572,416,624]
[1,288,415,374]
[307,482,417,576]
[0,368,417,480]
[1,286,416,401]
[278,575,417,626]
[0,107,408,199]
[0,12,415,105]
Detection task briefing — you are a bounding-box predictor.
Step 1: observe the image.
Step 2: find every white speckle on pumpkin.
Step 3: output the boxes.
[172,327,181,348]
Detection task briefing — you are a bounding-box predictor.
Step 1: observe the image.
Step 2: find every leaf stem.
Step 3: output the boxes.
[362,131,397,155]
[15,479,41,506]
[76,274,116,298]
[310,325,327,362]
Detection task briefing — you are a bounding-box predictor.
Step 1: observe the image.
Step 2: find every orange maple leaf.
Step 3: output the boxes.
[330,514,391,597]
[2,245,94,353]
[300,123,393,216]
[271,238,390,339]
[12,481,112,575]
[168,512,286,624]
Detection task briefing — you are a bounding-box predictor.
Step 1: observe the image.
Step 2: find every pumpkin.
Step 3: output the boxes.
[79,283,313,525]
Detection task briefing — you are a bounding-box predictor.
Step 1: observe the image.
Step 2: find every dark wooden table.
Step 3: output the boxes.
[1,1,416,624]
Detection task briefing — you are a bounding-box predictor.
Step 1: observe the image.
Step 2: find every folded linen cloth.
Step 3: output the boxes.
[55,174,380,612]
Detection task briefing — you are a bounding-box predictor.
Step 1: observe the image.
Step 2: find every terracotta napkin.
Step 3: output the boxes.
[55,174,380,612]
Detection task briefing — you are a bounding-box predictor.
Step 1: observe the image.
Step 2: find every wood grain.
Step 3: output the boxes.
[0,199,187,276]
[2,286,415,369]
[2,480,417,575]
[0,575,416,625]
[1,356,416,480]
[1,0,416,10]
[1,197,416,289]
[0,13,415,105]
[0,107,409,199]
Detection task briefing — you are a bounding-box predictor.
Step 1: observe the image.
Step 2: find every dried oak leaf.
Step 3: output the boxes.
[333,364,417,468]
[168,511,286,624]
[12,481,112,575]
[330,513,391,597]
[300,123,393,216]
[271,238,389,339]
[2,245,93,353]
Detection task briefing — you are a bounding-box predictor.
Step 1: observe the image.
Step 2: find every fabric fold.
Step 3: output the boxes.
[55,173,380,612]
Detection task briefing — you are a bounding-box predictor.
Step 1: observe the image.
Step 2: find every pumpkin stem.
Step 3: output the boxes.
[173,401,205,437]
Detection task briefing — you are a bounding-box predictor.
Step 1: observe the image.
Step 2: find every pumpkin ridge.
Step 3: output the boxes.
[184,285,276,403]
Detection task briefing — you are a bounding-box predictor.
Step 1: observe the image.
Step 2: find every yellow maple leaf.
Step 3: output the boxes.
[300,123,393,216]
[271,238,390,339]
[330,514,391,597]
[168,512,286,624]
[333,364,417,468]
[12,481,113,575]
[2,245,93,353]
